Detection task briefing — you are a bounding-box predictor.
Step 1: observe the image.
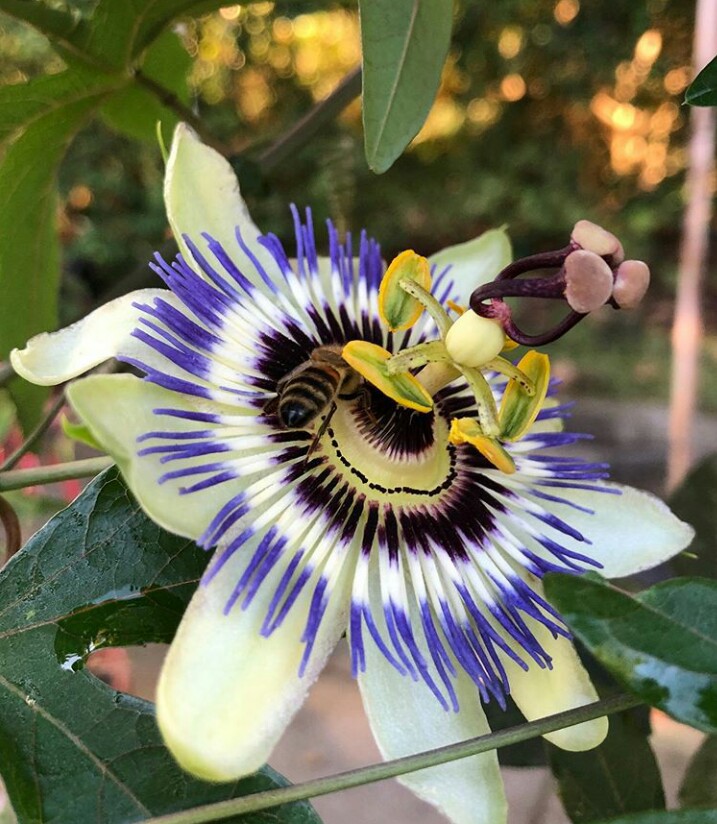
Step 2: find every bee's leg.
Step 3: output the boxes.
[341,386,377,424]
[263,395,280,416]
[302,402,337,467]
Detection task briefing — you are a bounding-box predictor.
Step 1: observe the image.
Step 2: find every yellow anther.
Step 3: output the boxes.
[499,351,551,442]
[342,340,433,412]
[378,250,432,331]
[446,300,466,316]
[448,418,516,474]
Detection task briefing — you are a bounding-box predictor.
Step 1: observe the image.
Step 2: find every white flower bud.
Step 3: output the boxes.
[444,310,505,368]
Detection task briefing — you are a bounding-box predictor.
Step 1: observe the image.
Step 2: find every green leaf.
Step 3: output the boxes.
[544,574,717,733]
[594,813,717,824]
[86,0,249,68]
[100,30,192,143]
[548,711,664,822]
[669,454,717,578]
[0,468,322,824]
[359,0,453,173]
[0,1,98,69]
[0,0,236,71]
[0,84,111,431]
[0,66,109,144]
[482,697,547,767]
[680,736,717,809]
[685,56,717,106]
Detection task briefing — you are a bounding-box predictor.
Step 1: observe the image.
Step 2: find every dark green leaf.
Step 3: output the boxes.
[669,455,717,579]
[359,0,453,173]
[545,574,717,733]
[0,67,111,144]
[0,0,237,70]
[0,1,99,68]
[85,0,251,67]
[482,697,547,767]
[680,736,717,809]
[0,84,110,431]
[594,812,717,824]
[100,30,192,143]
[548,712,664,822]
[0,468,322,824]
[685,56,717,106]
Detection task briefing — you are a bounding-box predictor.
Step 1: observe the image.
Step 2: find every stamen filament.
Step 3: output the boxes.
[387,340,452,374]
[398,279,453,338]
[456,366,501,437]
[483,358,535,395]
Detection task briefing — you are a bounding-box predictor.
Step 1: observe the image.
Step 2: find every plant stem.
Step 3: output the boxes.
[133,70,232,157]
[0,457,113,492]
[144,693,641,824]
[257,67,362,173]
[0,392,66,471]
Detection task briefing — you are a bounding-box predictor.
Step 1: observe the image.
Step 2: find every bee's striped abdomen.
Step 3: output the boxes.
[277,366,340,429]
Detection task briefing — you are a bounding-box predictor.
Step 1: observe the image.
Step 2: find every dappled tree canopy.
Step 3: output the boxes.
[0,1,696,288]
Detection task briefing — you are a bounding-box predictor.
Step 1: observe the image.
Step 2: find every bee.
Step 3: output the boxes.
[264,345,368,458]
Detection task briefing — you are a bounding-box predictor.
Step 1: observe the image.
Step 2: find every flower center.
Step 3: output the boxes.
[323,399,456,502]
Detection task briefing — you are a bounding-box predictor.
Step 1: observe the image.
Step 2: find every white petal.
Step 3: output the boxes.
[10,289,168,385]
[429,227,512,307]
[165,124,282,293]
[157,531,351,781]
[357,566,507,824]
[67,374,260,541]
[502,603,608,751]
[531,482,694,579]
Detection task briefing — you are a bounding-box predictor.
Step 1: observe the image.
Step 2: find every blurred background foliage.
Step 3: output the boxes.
[1,0,713,407]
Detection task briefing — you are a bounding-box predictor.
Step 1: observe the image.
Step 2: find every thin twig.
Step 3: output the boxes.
[0,496,21,560]
[0,457,113,492]
[0,392,66,471]
[144,693,641,824]
[257,67,362,174]
[133,70,232,157]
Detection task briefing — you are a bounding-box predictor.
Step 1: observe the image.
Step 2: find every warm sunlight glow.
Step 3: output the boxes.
[554,0,580,25]
[498,27,524,59]
[500,74,527,102]
[635,29,662,65]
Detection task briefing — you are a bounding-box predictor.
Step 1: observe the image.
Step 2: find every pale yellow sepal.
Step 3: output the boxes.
[449,418,516,474]
[501,585,608,752]
[358,555,508,824]
[499,351,550,442]
[428,226,512,306]
[342,340,433,412]
[444,310,505,368]
[165,124,281,295]
[157,530,352,781]
[378,250,431,331]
